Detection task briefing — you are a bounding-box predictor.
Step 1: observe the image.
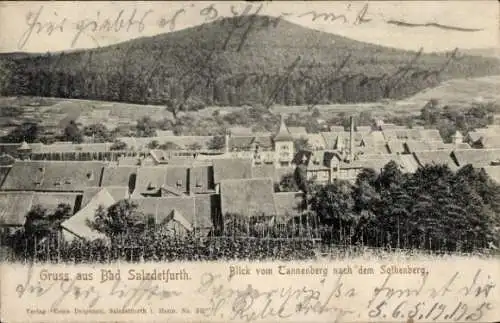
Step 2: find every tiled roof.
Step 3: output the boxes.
[414,151,459,171]
[194,194,218,229]
[453,149,500,167]
[165,166,190,194]
[220,178,276,217]
[101,166,137,187]
[386,141,405,154]
[383,129,423,141]
[320,132,339,150]
[1,161,105,192]
[320,132,363,150]
[189,165,215,193]
[419,129,443,142]
[347,156,393,171]
[355,143,389,155]
[213,158,253,183]
[135,167,167,193]
[405,141,435,153]
[80,186,129,208]
[0,192,34,225]
[304,134,327,149]
[61,188,114,241]
[0,191,78,226]
[397,154,420,173]
[131,196,212,230]
[368,131,386,143]
[252,164,277,181]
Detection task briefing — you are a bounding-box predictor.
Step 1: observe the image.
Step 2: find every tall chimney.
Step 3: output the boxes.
[225,129,230,154]
[349,116,354,162]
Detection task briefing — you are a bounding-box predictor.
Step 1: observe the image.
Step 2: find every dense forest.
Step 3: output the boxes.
[1,16,499,109]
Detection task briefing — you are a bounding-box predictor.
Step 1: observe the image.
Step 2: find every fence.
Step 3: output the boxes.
[1,233,495,264]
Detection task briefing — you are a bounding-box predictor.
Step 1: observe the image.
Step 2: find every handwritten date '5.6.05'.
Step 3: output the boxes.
[196,268,496,322]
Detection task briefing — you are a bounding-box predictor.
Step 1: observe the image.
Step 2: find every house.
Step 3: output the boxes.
[134,167,168,196]
[61,188,115,242]
[0,191,79,227]
[189,165,215,194]
[220,178,276,218]
[101,166,137,188]
[62,190,217,241]
[133,196,215,235]
[0,161,105,192]
[397,154,420,173]
[414,151,459,171]
[80,186,129,208]
[453,149,500,167]
[213,158,253,185]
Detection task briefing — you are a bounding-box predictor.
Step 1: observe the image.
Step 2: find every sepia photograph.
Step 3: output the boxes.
[0,1,499,322]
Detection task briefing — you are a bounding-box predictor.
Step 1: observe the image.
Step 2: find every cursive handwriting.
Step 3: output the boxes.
[197,272,356,322]
[16,2,484,50]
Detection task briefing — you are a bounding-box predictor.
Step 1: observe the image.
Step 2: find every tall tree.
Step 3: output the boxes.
[62,120,83,143]
[87,199,154,244]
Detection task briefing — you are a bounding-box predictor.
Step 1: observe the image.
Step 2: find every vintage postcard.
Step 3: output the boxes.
[0,1,499,322]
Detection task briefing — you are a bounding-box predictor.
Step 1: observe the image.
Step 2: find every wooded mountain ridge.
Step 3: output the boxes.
[1,15,499,108]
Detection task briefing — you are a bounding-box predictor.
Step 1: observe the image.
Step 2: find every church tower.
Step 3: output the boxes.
[273,115,294,167]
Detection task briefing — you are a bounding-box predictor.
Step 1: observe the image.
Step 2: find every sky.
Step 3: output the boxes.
[0,1,498,53]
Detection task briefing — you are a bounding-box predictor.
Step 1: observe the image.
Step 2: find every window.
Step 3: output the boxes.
[54,181,62,186]
[195,180,202,188]
[176,179,182,188]
[64,179,71,184]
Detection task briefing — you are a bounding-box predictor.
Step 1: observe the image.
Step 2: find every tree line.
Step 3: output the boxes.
[286,161,500,252]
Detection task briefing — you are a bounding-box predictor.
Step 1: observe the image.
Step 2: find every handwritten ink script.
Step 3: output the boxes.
[1,261,498,322]
[16,2,483,50]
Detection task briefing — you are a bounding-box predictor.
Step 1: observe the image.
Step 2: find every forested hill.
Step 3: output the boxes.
[1,15,499,108]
